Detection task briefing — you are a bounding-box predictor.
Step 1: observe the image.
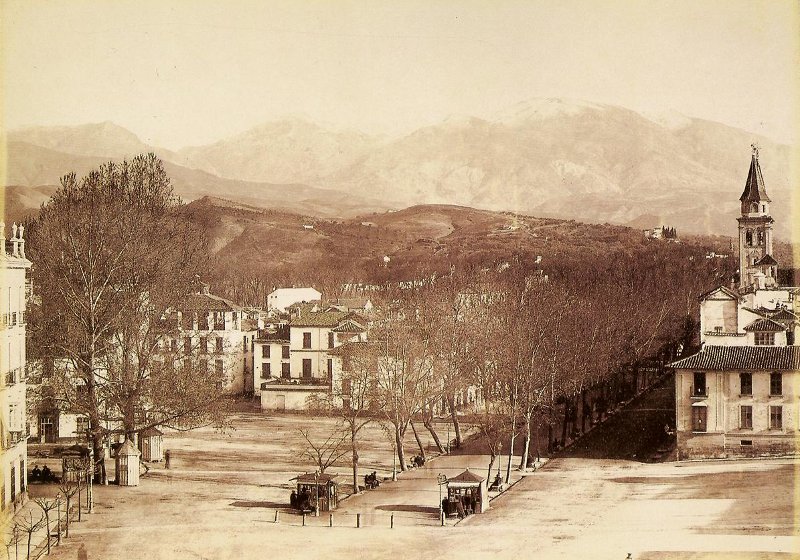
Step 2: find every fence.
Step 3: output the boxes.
[266,507,451,529]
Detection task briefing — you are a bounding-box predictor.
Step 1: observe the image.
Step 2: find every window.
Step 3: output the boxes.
[216,338,224,354]
[302,359,312,378]
[755,332,775,346]
[170,339,178,352]
[184,337,192,354]
[342,378,352,395]
[182,312,193,330]
[740,405,753,429]
[745,229,753,246]
[20,460,25,493]
[770,372,782,396]
[10,466,15,502]
[757,230,765,245]
[200,337,208,354]
[769,406,783,429]
[789,331,796,346]
[303,332,312,349]
[183,358,191,371]
[282,345,290,359]
[739,372,752,396]
[261,363,271,379]
[327,358,333,377]
[692,372,706,397]
[740,440,753,446]
[328,332,335,349]
[199,360,208,375]
[262,345,270,359]
[215,359,224,377]
[281,363,291,378]
[691,406,707,432]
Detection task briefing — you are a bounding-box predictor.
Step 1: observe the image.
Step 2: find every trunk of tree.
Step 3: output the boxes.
[447,395,462,449]
[581,389,589,434]
[422,405,445,453]
[518,412,531,470]
[505,416,517,484]
[487,453,496,482]
[351,438,359,495]
[547,423,553,454]
[409,420,426,460]
[395,427,407,472]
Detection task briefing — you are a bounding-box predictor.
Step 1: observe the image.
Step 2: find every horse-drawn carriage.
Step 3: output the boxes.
[290,473,340,513]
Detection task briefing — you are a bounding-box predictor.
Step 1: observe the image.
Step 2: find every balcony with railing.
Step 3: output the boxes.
[690,384,708,399]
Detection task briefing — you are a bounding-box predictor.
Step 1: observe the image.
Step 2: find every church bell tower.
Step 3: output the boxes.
[737,144,777,290]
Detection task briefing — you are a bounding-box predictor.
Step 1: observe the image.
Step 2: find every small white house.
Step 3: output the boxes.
[267,288,323,313]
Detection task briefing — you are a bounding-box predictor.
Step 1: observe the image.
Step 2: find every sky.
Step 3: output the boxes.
[2,0,799,150]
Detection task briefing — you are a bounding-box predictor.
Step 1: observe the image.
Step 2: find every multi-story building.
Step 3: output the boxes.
[254,310,366,411]
[164,283,257,395]
[1,223,32,511]
[671,147,798,459]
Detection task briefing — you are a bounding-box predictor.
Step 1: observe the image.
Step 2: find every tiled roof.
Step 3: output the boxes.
[448,469,484,483]
[754,254,778,266]
[331,319,366,333]
[743,317,787,332]
[176,292,242,313]
[670,345,800,370]
[770,309,798,323]
[699,285,740,302]
[290,311,351,328]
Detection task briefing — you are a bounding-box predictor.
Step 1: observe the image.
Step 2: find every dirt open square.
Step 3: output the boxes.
[17,408,798,560]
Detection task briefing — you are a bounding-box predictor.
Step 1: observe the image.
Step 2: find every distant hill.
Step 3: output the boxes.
[4,98,795,239]
[180,196,740,293]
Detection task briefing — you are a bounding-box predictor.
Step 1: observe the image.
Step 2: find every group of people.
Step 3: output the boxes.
[289,487,314,511]
[364,471,381,489]
[30,464,57,483]
[442,494,478,519]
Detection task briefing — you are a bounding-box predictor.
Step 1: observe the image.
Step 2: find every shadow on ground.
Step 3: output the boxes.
[375,504,439,516]
[558,376,676,462]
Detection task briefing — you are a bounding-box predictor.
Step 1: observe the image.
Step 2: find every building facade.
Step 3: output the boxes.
[671,148,798,459]
[1,224,32,511]
[254,311,366,411]
[267,287,322,313]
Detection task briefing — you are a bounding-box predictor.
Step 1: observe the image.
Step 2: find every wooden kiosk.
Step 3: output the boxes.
[139,427,164,462]
[291,473,340,513]
[61,444,90,484]
[444,469,488,516]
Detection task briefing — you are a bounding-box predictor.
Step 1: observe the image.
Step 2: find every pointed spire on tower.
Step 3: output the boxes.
[740,143,770,203]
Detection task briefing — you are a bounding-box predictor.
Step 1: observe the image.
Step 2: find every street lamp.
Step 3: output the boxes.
[437,473,447,519]
[314,470,320,517]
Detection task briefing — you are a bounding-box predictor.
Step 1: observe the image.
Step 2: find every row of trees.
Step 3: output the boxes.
[306,245,727,493]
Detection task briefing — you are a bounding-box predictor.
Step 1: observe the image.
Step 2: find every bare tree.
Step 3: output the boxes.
[28,154,213,483]
[57,479,79,537]
[17,510,45,560]
[298,426,349,474]
[33,497,60,555]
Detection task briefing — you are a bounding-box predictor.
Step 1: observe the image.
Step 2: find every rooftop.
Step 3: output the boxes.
[670,345,800,371]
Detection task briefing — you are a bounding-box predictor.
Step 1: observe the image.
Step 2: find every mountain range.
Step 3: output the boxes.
[3,98,794,239]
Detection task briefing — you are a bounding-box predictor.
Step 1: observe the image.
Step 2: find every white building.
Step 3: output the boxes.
[164,284,257,394]
[671,148,798,459]
[267,287,322,313]
[1,223,32,511]
[254,310,366,411]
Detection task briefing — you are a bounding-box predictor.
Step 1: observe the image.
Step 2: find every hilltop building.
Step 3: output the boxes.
[267,287,322,313]
[671,147,798,459]
[1,224,32,511]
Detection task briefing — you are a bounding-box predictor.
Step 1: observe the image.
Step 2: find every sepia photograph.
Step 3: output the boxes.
[1,1,798,558]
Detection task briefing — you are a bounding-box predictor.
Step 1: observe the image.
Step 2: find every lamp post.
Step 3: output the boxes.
[447,424,451,454]
[55,493,62,545]
[314,470,320,517]
[437,473,447,519]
